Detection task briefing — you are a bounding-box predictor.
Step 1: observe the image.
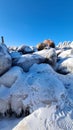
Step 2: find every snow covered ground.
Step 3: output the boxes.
[0,41,73,130]
[0,117,22,130]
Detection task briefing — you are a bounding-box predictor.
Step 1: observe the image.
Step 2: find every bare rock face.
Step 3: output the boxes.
[0,44,12,76]
[43,39,55,48]
[37,39,55,51]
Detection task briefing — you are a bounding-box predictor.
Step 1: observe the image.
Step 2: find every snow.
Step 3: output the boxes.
[9,64,66,114]
[0,117,22,130]
[13,105,73,130]
[0,66,23,87]
[0,42,73,130]
[56,58,73,74]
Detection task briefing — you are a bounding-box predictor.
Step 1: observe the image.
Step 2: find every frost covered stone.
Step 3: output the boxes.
[56,58,73,74]
[9,64,66,116]
[17,45,37,54]
[58,49,73,58]
[13,49,57,72]
[0,64,66,117]
[0,44,12,76]
[0,66,23,87]
[0,41,73,130]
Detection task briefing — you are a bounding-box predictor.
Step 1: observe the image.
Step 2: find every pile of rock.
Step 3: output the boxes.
[0,39,73,130]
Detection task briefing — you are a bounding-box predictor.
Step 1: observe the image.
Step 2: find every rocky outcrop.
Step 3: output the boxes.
[0,41,73,130]
[37,39,55,51]
[0,64,66,117]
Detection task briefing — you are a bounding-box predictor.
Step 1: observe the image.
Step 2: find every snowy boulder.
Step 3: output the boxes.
[0,67,24,116]
[0,98,10,116]
[26,64,66,109]
[0,44,12,76]
[10,94,27,117]
[0,66,23,87]
[8,46,18,52]
[13,48,57,72]
[9,64,66,116]
[17,45,37,54]
[0,85,10,116]
[70,41,73,48]
[10,52,22,59]
[56,49,63,56]
[56,57,73,74]
[57,41,72,49]
[10,51,22,66]
[35,48,57,66]
[13,105,73,130]
[0,64,67,117]
[58,49,73,59]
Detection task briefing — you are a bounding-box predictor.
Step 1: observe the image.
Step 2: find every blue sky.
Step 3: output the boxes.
[0,0,73,46]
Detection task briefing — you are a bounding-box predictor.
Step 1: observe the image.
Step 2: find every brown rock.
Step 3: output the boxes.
[43,39,55,48]
[37,39,55,51]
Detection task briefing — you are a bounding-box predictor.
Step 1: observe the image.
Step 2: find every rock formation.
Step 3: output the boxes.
[0,40,73,130]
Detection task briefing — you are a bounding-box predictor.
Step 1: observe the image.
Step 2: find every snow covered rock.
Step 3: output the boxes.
[13,105,73,130]
[57,41,72,49]
[9,64,66,116]
[13,49,57,72]
[35,48,57,66]
[10,52,22,59]
[0,86,10,116]
[8,46,18,52]
[0,44,12,76]
[17,45,37,54]
[58,49,73,59]
[0,66,23,87]
[56,57,73,74]
[0,66,24,116]
[0,63,66,117]
[56,48,73,74]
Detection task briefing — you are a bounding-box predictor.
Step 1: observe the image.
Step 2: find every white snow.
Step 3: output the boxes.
[13,105,73,130]
[0,42,73,130]
[0,117,22,130]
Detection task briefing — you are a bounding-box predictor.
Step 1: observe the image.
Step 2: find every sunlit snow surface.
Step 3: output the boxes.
[0,42,73,130]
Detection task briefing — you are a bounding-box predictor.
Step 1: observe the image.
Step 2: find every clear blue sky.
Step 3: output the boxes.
[0,0,73,46]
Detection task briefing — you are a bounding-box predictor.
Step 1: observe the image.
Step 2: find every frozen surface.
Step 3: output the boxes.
[0,117,22,130]
[0,42,73,130]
